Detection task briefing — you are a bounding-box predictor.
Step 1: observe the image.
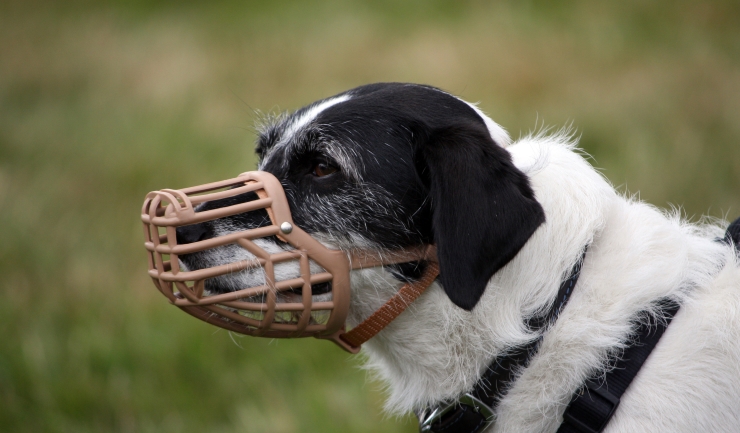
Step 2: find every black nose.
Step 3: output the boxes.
[176,223,210,244]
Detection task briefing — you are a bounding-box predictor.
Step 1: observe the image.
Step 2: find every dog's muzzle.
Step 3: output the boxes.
[142,171,437,353]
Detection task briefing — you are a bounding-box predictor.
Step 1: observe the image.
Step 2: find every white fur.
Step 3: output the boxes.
[348,132,740,432]
[261,94,352,165]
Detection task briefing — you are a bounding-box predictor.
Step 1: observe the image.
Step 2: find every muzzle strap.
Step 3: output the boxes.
[339,261,440,350]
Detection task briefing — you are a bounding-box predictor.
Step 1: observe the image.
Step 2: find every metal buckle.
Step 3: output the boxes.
[418,393,496,432]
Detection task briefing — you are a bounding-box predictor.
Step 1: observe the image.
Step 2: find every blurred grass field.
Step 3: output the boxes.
[1,1,738,432]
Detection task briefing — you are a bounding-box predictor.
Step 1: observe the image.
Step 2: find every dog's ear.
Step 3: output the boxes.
[416,120,545,311]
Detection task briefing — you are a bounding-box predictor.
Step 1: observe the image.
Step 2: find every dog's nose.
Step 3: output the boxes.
[176,223,209,245]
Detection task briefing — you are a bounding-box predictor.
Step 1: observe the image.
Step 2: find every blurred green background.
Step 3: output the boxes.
[1,1,739,432]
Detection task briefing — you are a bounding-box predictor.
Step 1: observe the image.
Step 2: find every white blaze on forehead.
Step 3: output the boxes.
[459,100,511,147]
[285,94,352,139]
[261,94,352,167]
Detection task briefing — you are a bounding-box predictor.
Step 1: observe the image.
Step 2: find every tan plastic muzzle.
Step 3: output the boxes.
[142,171,436,353]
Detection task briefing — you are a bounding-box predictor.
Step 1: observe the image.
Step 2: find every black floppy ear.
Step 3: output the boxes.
[417,120,545,311]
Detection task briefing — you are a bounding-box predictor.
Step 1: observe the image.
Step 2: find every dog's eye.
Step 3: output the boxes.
[313,162,338,177]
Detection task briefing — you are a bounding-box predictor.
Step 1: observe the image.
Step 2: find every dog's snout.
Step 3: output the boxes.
[176,223,210,245]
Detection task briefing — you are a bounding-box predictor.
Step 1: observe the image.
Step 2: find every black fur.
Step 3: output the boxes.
[178,83,545,310]
[726,216,740,249]
[418,120,545,310]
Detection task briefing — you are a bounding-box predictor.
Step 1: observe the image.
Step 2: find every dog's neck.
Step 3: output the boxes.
[347,135,615,414]
[347,135,730,432]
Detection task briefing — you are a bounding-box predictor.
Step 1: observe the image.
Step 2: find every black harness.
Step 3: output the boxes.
[557,299,679,433]
[418,248,588,433]
[418,216,740,433]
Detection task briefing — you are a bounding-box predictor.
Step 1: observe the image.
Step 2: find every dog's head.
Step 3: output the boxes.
[177,83,544,311]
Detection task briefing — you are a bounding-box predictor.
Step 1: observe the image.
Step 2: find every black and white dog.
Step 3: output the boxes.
[178,83,740,432]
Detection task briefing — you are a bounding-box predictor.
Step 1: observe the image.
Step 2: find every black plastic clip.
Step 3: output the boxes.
[562,380,620,433]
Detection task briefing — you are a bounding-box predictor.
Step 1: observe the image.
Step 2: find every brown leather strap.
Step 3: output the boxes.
[348,245,437,269]
[340,261,440,349]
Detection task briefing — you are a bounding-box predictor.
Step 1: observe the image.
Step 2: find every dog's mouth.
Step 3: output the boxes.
[287,281,333,296]
[201,274,333,302]
[182,242,336,302]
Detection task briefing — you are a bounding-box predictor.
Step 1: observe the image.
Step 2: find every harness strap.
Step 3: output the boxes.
[724,216,740,248]
[558,217,740,433]
[420,216,739,433]
[558,216,740,433]
[557,300,680,433]
[419,248,588,433]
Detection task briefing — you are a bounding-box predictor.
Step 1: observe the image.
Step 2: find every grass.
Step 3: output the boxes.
[0,1,738,431]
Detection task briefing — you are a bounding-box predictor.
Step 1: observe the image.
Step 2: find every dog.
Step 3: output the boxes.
[176,83,740,432]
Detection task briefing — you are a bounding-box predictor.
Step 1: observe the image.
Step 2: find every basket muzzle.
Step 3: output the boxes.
[142,171,435,352]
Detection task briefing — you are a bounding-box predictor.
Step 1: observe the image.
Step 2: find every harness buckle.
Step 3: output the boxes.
[417,393,495,432]
[562,379,620,433]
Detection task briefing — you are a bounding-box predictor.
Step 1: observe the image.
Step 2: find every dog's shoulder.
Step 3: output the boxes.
[494,134,740,432]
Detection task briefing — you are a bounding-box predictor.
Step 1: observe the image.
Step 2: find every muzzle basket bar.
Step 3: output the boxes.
[142,171,436,352]
[142,171,352,341]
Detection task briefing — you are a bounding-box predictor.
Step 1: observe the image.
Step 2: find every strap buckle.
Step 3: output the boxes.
[418,393,496,432]
[562,380,620,433]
